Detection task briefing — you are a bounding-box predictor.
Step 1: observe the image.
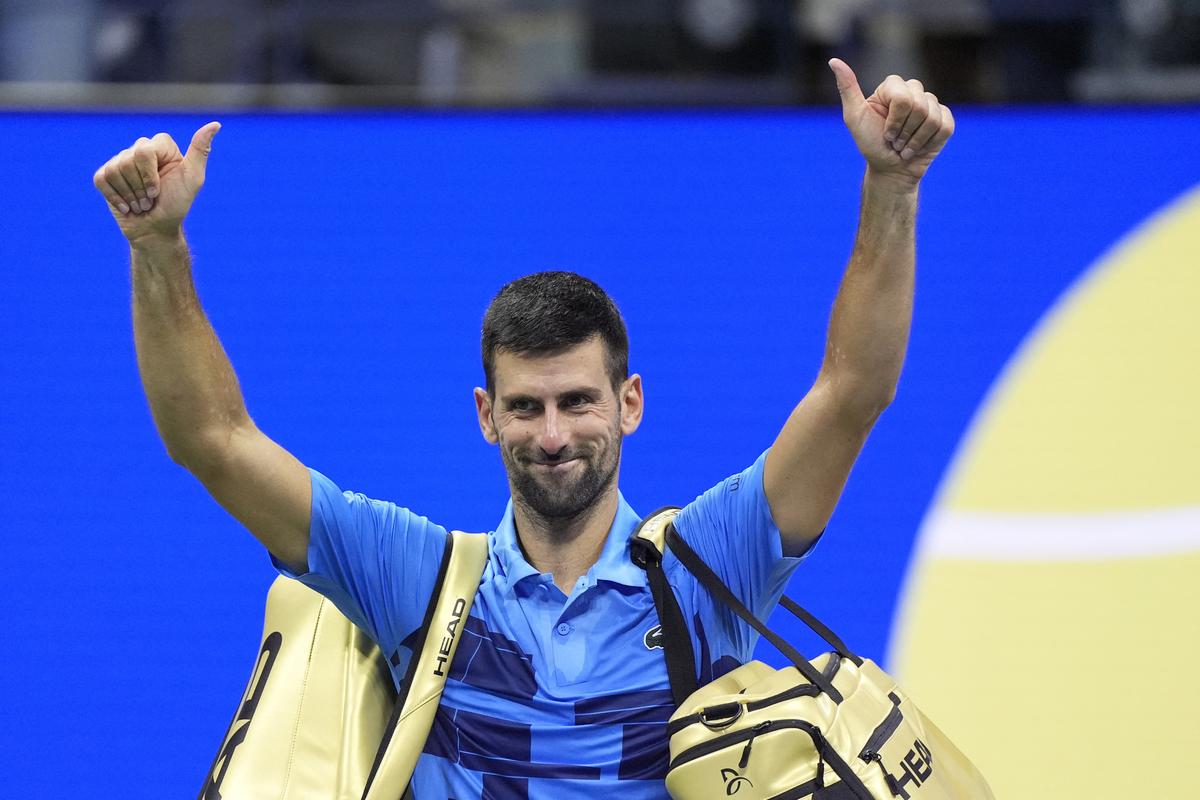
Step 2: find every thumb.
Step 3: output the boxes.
[828,58,865,111]
[183,121,221,175]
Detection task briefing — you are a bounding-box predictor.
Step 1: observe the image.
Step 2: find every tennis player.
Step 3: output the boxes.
[95,59,952,799]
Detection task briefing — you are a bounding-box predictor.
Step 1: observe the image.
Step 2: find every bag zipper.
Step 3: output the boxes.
[738,721,771,768]
[858,695,904,762]
[669,682,823,737]
[669,655,843,737]
[670,719,822,771]
[746,682,821,712]
[672,720,877,800]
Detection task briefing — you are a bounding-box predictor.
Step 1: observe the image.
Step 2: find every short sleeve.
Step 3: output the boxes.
[672,449,815,622]
[271,468,449,657]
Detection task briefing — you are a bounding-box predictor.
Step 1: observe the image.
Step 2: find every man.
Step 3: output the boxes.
[94,59,953,798]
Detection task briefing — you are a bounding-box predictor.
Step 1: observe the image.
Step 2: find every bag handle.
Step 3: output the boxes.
[776,595,862,667]
[666,525,862,667]
[660,523,846,703]
[631,509,844,705]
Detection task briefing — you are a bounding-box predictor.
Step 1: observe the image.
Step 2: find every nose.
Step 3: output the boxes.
[537,407,568,457]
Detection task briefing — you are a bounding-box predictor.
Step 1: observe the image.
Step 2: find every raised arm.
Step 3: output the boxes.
[764,59,955,555]
[94,124,312,571]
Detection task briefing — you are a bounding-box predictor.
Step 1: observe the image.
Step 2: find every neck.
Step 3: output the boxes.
[512,489,619,594]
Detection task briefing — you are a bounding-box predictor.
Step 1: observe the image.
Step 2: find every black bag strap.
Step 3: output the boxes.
[630,508,699,707]
[666,527,862,667]
[662,523,845,703]
[777,596,861,666]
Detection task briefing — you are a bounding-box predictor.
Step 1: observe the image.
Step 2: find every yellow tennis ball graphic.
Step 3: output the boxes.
[890,185,1200,799]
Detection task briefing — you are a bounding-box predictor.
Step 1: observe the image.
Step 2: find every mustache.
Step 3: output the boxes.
[517,448,589,465]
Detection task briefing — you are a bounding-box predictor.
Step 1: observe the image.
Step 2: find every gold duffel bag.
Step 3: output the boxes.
[631,509,994,800]
[199,530,488,800]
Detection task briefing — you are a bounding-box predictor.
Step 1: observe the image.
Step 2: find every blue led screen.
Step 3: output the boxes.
[1,108,1197,795]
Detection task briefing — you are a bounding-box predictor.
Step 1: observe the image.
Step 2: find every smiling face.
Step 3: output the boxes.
[475,336,643,523]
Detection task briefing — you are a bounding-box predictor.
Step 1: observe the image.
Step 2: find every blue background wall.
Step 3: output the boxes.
[1,108,1196,795]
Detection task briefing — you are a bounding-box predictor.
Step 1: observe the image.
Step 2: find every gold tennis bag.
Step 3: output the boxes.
[199,530,489,800]
[630,509,994,800]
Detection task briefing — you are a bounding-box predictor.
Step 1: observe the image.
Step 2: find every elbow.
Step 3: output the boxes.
[819,369,898,428]
[162,439,190,469]
[163,438,221,480]
[845,392,893,431]
[161,423,245,481]
[865,382,897,418]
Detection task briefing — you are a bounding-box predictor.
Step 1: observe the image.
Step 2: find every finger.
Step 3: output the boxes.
[132,136,163,202]
[94,161,132,215]
[147,130,181,163]
[893,79,929,152]
[148,131,183,206]
[900,93,942,160]
[828,58,865,113]
[880,74,914,143]
[927,103,955,152]
[103,156,142,214]
[124,138,153,212]
[183,121,221,177]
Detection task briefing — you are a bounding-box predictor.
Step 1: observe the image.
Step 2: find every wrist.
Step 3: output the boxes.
[863,167,921,197]
[129,228,187,257]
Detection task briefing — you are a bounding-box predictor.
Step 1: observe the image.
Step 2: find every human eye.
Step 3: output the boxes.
[562,393,592,410]
[507,397,539,414]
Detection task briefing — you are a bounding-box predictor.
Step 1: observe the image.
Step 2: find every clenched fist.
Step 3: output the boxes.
[93,122,220,244]
[829,59,954,186]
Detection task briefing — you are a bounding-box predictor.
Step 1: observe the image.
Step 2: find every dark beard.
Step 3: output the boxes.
[505,437,621,522]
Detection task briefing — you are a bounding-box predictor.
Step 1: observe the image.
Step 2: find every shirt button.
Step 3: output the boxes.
[556,622,572,636]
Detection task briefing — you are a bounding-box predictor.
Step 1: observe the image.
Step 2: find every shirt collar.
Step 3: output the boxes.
[490,492,647,591]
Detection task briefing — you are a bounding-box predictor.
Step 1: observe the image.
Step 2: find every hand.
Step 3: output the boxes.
[829,59,953,187]
[93,122,221,244]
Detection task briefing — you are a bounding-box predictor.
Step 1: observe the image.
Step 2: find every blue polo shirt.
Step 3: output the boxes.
[277,449,806,799]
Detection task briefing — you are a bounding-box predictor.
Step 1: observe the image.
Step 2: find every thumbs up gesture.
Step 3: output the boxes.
[93,121,221,244]
[829,59,954,187]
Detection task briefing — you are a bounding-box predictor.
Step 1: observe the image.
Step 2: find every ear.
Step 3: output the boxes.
[619,374,644,435]
[474,387,499,444]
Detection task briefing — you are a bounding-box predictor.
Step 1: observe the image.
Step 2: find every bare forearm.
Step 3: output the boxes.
[763,61,951,549]
[820,170,918,418]
[131,232,251,472]
[98,124,313,565]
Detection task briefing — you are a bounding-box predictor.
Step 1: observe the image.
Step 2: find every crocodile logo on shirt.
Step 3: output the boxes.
[643,624,664,650]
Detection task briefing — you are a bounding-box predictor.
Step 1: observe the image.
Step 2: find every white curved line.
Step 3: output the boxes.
[919,507,1200,561]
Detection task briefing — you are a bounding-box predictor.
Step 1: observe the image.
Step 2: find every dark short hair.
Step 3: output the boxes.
[481,271,629,394]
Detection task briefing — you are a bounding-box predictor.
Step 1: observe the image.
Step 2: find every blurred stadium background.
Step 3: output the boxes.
[2,2,1198,799]
[2,0,1199,107]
